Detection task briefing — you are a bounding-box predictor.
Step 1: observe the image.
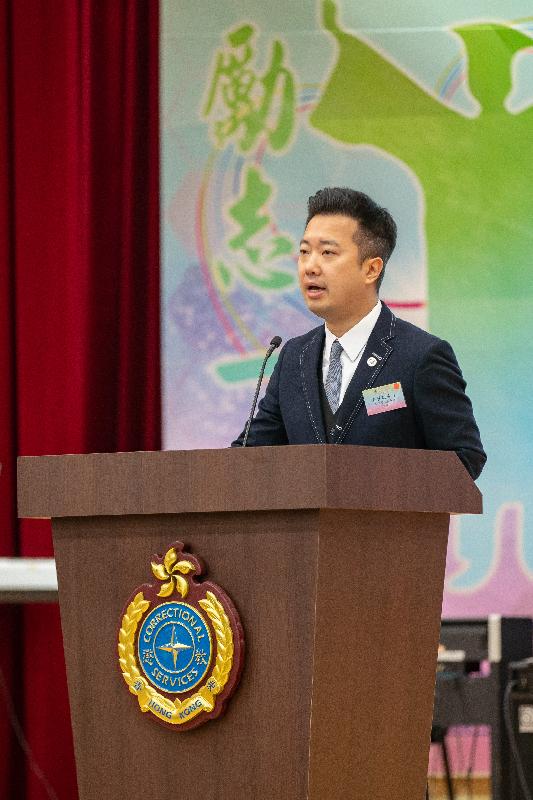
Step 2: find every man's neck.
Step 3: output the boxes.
[326,297,379,338]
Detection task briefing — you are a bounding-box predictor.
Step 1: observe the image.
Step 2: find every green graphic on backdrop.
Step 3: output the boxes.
[218,164,296,292]
[203,24,299,381]
[203,23,296,153]
[312,1,533,305]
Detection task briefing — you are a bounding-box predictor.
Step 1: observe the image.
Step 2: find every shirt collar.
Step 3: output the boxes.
[324,300,382,362]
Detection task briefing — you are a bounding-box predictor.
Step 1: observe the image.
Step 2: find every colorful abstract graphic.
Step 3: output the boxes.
[162,0,533,627]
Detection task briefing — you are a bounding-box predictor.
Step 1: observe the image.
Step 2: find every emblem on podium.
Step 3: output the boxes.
[118,541,244,730]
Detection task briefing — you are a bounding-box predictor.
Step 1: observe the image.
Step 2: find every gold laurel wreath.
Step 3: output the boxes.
[118,592,150,687]
[118,590,234,725]
[199,591,234,691]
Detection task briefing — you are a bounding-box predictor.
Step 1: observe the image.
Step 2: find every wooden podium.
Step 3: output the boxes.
[18,445,481,800]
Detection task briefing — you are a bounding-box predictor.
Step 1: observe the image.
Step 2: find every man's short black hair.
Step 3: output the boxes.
[306,187,397,289]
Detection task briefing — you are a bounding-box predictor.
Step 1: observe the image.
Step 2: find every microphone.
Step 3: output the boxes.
[242,336,282,447]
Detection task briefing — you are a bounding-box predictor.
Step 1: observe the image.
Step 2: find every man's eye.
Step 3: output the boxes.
[323,250,335,256]
[299,249,309,255]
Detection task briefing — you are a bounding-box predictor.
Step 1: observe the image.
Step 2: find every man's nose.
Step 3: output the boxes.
[305,253,321,273]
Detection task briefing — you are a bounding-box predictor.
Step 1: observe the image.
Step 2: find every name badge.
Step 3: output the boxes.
[362,382,407,416]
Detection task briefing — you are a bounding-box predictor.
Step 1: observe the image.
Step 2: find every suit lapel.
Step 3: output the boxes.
[334,304,397,443]
[299,327,326,443]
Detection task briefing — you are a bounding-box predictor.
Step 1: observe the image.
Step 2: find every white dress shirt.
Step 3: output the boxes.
[322,300,382,407]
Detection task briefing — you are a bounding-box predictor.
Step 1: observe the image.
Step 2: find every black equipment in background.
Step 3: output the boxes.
[505,658,533,800]
[432,616,533,800]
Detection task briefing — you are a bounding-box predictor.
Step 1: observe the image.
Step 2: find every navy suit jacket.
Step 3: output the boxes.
[232,304,486,480]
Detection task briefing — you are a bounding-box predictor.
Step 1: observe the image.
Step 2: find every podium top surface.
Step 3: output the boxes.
[17,445,482,519]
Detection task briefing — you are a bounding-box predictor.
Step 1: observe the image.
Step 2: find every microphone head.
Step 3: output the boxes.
[270,336,282,349]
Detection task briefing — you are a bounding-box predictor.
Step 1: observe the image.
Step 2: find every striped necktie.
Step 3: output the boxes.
[325,339,343,413]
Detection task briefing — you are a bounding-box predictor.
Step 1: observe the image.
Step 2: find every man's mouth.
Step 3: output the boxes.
[305,283,326,297]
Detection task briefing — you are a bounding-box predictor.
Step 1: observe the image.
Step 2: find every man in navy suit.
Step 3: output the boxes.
[232,187,486,480]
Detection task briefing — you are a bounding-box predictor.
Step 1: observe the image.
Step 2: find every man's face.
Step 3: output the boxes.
[298,214,380,333]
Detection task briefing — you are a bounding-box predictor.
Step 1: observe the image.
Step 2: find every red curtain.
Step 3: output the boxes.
[0,2,160,797]
[0,5,24,796]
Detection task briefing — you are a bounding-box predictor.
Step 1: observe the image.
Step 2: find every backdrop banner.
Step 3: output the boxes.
[161,0,533,666]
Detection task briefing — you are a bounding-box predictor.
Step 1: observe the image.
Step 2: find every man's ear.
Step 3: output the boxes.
[364,257,384,286]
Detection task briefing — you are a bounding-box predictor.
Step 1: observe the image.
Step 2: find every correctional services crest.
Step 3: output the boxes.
[118,541,244,730]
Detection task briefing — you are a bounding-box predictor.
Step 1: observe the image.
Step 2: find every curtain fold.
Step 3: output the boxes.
[0,3,25,796]
[0,1,160,797]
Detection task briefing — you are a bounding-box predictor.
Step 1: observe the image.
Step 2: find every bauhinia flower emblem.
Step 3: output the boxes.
[151,546,196,598]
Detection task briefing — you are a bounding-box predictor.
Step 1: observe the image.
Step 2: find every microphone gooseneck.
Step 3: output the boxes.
[242,336,282,447]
